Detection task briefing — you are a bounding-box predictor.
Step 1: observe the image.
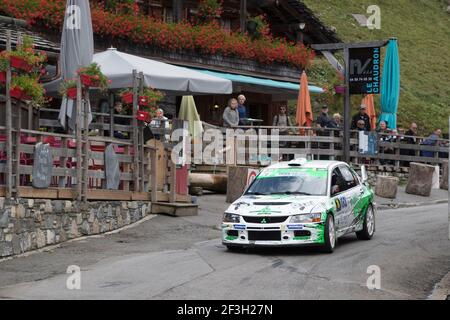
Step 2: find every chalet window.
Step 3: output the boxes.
[220,19,231,33]
[164,7,173,23]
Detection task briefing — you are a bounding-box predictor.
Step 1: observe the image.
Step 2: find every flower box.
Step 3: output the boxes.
[10,86,31,100]
[334,85,346,94]
[136,110,151,122]
[80,74,100,87]
[66,87,78,99]
[121,92,133,104]
[10,56,33,72]
[138,95,149,106]
[0,71,5,83]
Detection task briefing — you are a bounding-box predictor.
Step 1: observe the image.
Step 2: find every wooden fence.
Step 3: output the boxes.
[200,124,449,169]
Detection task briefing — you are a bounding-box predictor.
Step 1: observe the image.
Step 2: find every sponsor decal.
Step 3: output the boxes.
[293,236,310,241]
[257,168,327,179]
[335,196,348,212]
[287,224,304,230]
[233,224,246,230]
[250,206,282,215]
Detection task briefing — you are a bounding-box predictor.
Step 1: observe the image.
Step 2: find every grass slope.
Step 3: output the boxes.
[303,0,450,133]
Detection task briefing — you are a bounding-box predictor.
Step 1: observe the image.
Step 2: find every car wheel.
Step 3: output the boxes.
[321,214,336,253]
[356,204,375,240]
[226,245,243,252]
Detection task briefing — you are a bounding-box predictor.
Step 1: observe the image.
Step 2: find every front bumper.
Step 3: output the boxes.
[221,221,325,247]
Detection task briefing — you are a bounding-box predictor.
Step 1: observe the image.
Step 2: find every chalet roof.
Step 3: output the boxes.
[260,0,340,44]
[0,19,60,55]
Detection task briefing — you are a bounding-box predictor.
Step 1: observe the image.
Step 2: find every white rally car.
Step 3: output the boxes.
[222,159,376,253]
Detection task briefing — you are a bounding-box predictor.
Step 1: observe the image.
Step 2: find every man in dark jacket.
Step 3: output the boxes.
[316,105,336,129]
[351,105,371,131]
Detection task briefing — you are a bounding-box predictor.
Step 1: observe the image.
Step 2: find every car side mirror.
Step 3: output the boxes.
[361,165,368,183]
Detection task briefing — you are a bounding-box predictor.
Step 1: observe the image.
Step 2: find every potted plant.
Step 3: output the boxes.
[0,51,9,83]
[197,0,223,25]
[139,87,164,109]
[119,87,164,111]
[59,79,78,100]
[136,109,151,122]
[246,15,270,39]
[10,75,46,105]
[118,88,134,104]
[333,71,346,94]
[77,62,109,90]
[9,35,46,72]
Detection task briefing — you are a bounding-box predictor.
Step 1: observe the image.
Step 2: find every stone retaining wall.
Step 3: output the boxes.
[0,198,151,258]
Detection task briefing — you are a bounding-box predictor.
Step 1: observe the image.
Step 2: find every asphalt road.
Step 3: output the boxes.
[0,195,449,300]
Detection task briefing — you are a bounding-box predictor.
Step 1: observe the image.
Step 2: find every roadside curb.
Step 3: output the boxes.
[377,199,448,211]
[428,272,450,300]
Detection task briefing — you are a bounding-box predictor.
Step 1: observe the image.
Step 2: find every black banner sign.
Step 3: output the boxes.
[349,47,381,94]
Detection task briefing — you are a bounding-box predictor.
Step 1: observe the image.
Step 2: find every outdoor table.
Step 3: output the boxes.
[243,118,264,127]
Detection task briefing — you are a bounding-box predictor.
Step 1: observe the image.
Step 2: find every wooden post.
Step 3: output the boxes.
[109,92,114,138]
[240,0,247,33]
[14,109,21,193]
[139,72,145,192]
[59,137,68,187]
[132,70,139,191]
[5,30,13,199]
[343,47,351,163]
[169,160,176,203]
[75,75,82,201]
[82,89,89,201]
[150,148,157,202]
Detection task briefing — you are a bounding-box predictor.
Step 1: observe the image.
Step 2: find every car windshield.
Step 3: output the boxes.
[245,167,328,196]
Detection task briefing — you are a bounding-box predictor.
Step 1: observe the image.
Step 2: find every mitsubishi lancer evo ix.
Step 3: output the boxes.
[222,159,376,253]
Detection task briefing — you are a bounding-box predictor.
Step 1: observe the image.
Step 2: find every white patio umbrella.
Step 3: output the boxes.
[45,48,233,94]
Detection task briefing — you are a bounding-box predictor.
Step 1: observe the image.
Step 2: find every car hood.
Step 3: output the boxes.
[226,194,329,217]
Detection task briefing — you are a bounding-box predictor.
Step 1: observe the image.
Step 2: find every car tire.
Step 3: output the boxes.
[226,245,243,252]
[356,204,375,240]
[321,214,336,253]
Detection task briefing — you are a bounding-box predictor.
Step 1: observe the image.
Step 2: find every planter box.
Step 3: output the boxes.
[334,85,346,94]
[66,87,78,100]
[138,95,149,107]
[10,56,33,72]
[10,87,31,100]
[136,110,151,122]
[80,74,100,87]
[121,92,133,104]
[0,71,5,83]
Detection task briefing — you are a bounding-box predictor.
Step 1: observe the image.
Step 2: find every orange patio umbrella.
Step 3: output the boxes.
[296,71,313,130]
[362,94,377,130]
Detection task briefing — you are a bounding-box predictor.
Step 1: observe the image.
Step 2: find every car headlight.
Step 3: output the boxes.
[290,213,322,223]
[223,212,241,223]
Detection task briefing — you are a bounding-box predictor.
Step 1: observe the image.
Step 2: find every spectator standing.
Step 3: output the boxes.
[148,108,169,141]
[237,94,248,125]
[351,105,371,131]
[400,122,418,166]
[272,104,293,133]
[272,104,293,160]
[421,129,442,158]
[113,101,130,139]
[316,105,337,129]
[333,113,342,129]
[223,98,239,128]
